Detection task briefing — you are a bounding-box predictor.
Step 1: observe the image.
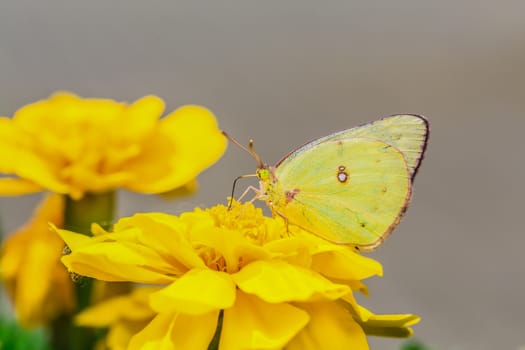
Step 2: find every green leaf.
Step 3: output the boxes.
[0,316,50,350]
[401,339,435,350]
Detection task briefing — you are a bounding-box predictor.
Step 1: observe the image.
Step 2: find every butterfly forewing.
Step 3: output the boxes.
[269,138,411,250]
[276,115,428,180]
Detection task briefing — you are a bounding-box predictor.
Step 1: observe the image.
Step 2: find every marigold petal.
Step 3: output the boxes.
[16,238,61,323]
[0,234,23,279]
[310,243,383,280]
[0,112,69,193]
[118,213,206,270]
[75,296,132,326]
[347,280,370,294]
[76,287,158,327]
[61,242,175,284]
[354,305,420,338]
[158,179,198,199]
[0,194,71,326]
[286,301,368,350]
[0,117,21,173]
[128,312,218,350]
[126,105,227,193]
[105,320,149,350]
[0,178,43,195]
[54,227,93,250]
[149,269,235,315]
[233,260,350,303]
[0,145,68,194]
[160,105,227,179]
[262,237,313,267]
[117,95,165,141]
[221,291,309,350]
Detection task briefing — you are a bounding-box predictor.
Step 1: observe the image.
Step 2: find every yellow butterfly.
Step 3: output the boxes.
[224,115,428,251]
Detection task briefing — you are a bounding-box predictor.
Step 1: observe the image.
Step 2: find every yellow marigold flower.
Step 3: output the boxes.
[0,92,226,199]
[56,202,419,350]
[0,194,75,326]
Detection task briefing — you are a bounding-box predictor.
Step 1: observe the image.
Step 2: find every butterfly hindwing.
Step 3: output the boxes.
[270,137,411,250]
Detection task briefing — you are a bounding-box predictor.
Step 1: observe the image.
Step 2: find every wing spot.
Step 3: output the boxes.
[337,165,349,183]
[284,188,300,204]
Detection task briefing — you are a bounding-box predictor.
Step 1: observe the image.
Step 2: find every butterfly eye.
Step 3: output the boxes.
[257,168,271,181]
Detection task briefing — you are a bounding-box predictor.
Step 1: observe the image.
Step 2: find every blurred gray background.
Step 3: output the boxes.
[0,1,524,349]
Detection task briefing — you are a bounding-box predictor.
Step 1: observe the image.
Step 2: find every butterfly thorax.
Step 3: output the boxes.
[256,165,296,211]
[256,166,278,204]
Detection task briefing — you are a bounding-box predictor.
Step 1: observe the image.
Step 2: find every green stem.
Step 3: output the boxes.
[51,191,116,350]
[207,310,224,350]
[64,191,116,233]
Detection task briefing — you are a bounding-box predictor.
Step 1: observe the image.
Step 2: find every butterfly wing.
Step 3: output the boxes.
[270,138,411,251]
[276,115,428,180]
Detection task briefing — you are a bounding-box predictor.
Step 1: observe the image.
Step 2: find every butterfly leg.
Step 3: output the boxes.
[240,185,261,202]
[274,210,292,237]
[228,173,260,209]
[238,185,261,202]
[230,186,265,219]
[228,185,261,209]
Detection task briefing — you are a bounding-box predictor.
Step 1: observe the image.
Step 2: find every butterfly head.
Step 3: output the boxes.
[256,166,277,183]
[222,131,277,199]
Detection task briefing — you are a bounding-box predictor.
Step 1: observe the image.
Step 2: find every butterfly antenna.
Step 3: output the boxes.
[228,176,241,209]
[228,174,255,209]
[248,139,264,168]
[222,131,264,168]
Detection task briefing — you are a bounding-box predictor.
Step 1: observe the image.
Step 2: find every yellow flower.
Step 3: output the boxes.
[0,92,226,199]
[0,194,75,326]
[75,286,159,350]
[56,202,419,350]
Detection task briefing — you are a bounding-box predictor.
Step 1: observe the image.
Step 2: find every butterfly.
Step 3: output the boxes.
[224,115,429,251]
